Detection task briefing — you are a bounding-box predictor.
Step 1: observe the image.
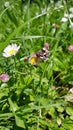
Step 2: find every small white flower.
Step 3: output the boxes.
[59,5,64,9]
[61,17,68,22]
[3,44,20,57]
[69,22,73,28]
[1,83,7,88]
[42,8,46,13]
[4,1,10,7]
[69,13,73,18]
[50,0,54,4]
[69,7,73,13]
[69,88,73,93]
[64,13,69,18]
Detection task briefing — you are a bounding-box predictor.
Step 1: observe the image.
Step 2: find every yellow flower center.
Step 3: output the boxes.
[9,49,16,55]
[29,57,38,65]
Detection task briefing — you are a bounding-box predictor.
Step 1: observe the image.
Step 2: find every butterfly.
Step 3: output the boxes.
[28,43,50,66]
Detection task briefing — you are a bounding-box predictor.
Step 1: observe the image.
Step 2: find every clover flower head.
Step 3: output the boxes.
[68,45,73,51]
[4,1,10,7]
[0,73,9,82]
[44,43,49,50]
[3,44,20,57]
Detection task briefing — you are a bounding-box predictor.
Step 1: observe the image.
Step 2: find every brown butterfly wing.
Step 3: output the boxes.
[36,48,49,61]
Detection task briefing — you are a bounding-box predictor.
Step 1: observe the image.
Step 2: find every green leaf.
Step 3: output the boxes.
[15,115,25,129]
[64,124,73,130]
[53,57,66,71]
[48,107,55,118]
[57,117,61,127]
[56,106,64,113]
[0,86,9,99]
[70,116,73,120]
[8,98,18,113]
[0,126,10,130]
[8,98,25,128]
[40,119,49,127]
[0,113,13,120]
[66,107,73,116]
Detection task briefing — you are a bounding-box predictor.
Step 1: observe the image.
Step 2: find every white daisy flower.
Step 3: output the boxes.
[3,44,20,57]
[61,17,68,22]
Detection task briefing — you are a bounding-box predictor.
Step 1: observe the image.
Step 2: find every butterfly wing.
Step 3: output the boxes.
[36,47,49,61]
